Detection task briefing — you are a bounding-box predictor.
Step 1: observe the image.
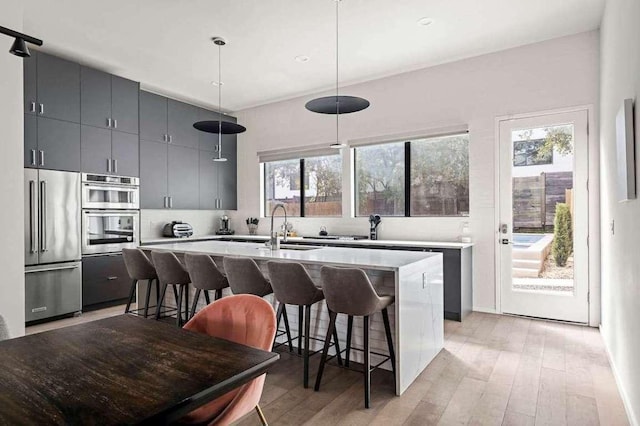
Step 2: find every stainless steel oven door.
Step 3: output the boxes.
[82,183,139,210]
[82,210,139,255]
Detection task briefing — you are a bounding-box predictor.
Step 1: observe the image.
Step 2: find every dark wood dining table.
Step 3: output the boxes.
[0,315,280,425]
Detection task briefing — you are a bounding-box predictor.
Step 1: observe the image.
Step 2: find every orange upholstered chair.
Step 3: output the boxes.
[181,294,277,426]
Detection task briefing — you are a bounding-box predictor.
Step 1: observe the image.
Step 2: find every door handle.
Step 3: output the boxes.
[39,150,44,167]
[29,180,37,254]
[30,102,36,113]
[38,103,44,115]
[30,149,37,166]
[500,239,513,245]
[40,180,47,252]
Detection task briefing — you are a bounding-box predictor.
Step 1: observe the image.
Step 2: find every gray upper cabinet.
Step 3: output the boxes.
[168,100,199,148]
[217,139,237,210]
[81,125,112,174]
[36,53,80,123]
[82,68,139,134]
[140,140,168,209]
[140,91,168,143]
[24,114,38,168]
[168,145,199,209]
[111,76,139,135]
[37,117,81,172]
[198,108,237,152]
[111,132,139,177]
[24,51,37,115]
[199,150,218,209]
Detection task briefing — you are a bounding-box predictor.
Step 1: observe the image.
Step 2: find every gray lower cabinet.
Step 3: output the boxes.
[81,125,139,176]
[31,117,81,172]
[140,91,168,143]
[168,100,199,148]
[34,52,81,123]
[82,254,132,310]
[140,139,168,209]
[168,145,199,209]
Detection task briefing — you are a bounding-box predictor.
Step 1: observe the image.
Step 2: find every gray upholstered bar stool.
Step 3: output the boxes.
[223,256,293,351]
[151,251,191,327]
[267,261,343,388]
[315,266,396,408]
[184,253,229,319]
[122,248,159,318]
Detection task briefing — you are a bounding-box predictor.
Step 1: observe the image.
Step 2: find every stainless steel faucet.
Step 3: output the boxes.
[269,203,288,249]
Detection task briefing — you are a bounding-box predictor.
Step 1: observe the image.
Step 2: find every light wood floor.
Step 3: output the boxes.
[27,309,629,425]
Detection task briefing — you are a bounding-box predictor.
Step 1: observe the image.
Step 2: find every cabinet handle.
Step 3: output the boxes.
[163,134,167,142]
[113,119,117,129]
[113,159,118,174]
[168,135,172,143]
[30,102,36,113]
[107,158,112,173]
[106,276,118,281]
[38,104,44,115]
[107,118,112,128]
[163,196,167,208]
[39,150,44,167]
[168,196,173,208]
[30,149,37,166]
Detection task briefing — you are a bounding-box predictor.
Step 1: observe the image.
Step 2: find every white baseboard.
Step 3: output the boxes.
[599,324,638,426]
[472,306,497,314]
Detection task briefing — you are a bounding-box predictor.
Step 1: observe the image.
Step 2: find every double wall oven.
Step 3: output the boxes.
[81,174,140,255]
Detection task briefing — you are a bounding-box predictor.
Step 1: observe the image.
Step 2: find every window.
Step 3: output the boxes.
[264,154,342,217]
[355,133,469,217]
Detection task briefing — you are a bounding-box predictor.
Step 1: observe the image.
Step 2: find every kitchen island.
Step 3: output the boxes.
[144,240,443,395]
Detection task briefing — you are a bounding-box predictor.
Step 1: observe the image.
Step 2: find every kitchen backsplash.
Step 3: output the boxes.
[140,210,226,240]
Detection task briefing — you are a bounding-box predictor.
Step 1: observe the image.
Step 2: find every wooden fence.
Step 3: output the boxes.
[513,171,573,230]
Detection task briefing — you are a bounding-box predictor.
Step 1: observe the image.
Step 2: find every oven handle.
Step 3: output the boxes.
[82,183,140,191]
[83,210,140,216]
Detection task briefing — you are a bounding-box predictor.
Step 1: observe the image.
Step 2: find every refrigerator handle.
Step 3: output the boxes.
[40,180,47,252]
[30,180,37,254]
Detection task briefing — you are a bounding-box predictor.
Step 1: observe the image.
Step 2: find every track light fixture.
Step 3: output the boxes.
[0,26,43,58]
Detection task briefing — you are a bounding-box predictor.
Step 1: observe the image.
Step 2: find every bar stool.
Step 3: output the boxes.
[267,261,343,388]
[223,256,293,351]
[184,253,229,319]
[122,248,159,318]
[315,266,396,408]
[151,251,191,327]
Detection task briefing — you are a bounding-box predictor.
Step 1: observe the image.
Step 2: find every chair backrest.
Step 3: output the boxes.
[223,257,272,297]
[184,253,228,291]
[267,261,321,306]
[320,266,383,316]
[151,251,190,286]
[122,248,157,280]
[0,315,9,341]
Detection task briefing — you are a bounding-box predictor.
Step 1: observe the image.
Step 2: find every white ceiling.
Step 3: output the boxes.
[23,0,604,112]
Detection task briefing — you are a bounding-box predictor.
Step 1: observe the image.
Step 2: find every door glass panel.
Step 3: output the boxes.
[86,215,135,246]
[87,188,133,204]
[511,124,574,294]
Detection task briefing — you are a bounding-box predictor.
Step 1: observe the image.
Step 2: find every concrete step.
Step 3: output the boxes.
[512,249,544,261]
[512,259,542,269]
[512,267,540,278]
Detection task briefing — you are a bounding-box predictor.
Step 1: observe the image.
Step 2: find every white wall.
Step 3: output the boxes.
[0,5,26,337]
[599,0,640,422]
[231,32,599,313]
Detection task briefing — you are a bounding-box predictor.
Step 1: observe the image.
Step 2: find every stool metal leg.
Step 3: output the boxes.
[281,305,293,352]
[303,304,311,388]
[314,310,337,392]
[155,282,169,320]
[143,279,153,318]
[364,315,370,409]
[205,290,212,304]
[298,305,304,355]
[215,289,223,300]
[125,279,137,314]
[382,307,396,391]
[176,285,184,327]
[345,315,353,367]
[332,323,343,366]
[190,288,201,320]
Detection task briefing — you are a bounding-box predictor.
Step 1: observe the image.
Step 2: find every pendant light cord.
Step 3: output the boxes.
[335,0,340,144]
[218,42,223,159]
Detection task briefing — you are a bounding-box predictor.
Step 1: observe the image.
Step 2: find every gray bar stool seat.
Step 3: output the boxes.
[184,253,229,319]
[315,266,396,408]
[151,251,191,327]
[122,248,159,318]
[223,256,293,351]
[267,261,342,388]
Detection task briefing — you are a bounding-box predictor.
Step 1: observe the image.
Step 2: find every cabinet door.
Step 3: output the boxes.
[199,150,218,209]
[139,91,167,143]
[111,131,139,177]
[140,139,167,208]
[111,76,139,135]
[217,138,237,210]
[81,125,112,174]
[82,254,132,308]
[24,114,38,168]
[37,53,80,123]
[37,117,81,172]
[24,51,37,115]
[81,67,112,129]
[168,145,199,209]
[168,99,199,148]
[197,108,237,151]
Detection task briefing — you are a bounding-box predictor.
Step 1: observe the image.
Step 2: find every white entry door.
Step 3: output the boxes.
[498,110,589,323]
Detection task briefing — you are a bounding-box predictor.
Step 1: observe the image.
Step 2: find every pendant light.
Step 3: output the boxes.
[0,25,42,58]
[304,0,370,149]
[193,37,246,162]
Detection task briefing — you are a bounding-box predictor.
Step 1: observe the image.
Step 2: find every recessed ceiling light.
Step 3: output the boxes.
[295,55,310,63]
[211,81,224,86]
[417,17,434,26]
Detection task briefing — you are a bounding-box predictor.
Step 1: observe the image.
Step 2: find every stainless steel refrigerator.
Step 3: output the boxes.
[24,169,82,322]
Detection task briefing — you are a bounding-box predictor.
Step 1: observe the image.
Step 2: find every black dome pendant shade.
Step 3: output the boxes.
[193,120,246,134]
[305,95,370,114]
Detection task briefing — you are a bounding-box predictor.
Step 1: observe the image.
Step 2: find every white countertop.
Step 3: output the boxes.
[144,240,441,271]
[142,234,473,249]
